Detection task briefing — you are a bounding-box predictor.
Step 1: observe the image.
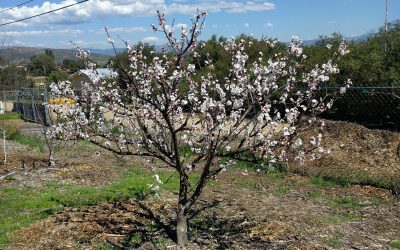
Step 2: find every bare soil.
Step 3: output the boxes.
[1,120,400,249]
[294,119,400,193]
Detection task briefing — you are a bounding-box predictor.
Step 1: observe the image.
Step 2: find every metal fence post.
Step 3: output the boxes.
[31,92,37,123]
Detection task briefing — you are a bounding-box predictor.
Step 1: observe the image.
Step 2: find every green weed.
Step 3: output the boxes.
[265,164,287,179]
[127,232,143,246]
[272,186,291,197]
[307,190,323,199]
[235,179,264,190]
[317,213,360,224]
[329,197,360,209]
[325,231,343,248]
[309,176,338,188]
[390,241,400,249]
[0,112,21,120]
[0,124,21,140]
[179,145,195,157]
[12,134,45,152]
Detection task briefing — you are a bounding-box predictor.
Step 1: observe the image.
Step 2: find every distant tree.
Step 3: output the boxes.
[108,43,157,89]
[47,70,69,85]
[28,53,56,76]
[303,21,400,86]
[0,64,33,90]
[62,58,85,73]
[0,55,5,66]
[45,49,55,60]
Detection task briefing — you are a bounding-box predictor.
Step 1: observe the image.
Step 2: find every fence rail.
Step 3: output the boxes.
[0,85,399,130]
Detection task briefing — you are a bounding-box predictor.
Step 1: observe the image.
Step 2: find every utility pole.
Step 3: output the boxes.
[384,0,388,52]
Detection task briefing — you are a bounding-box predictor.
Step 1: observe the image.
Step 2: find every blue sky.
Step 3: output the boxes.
[0,0,399,49]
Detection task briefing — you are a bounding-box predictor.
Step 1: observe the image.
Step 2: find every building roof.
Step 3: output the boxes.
[72,68,117,82]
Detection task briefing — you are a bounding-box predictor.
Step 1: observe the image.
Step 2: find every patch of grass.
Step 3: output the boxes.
[0,112,21,120]
[96,242,119,250]
[307,190,323,199]
[325,231,343,248]
[12,133,45,152]
[316,213,360,224]
[296,166,400,195]
[324,170,400,195]
[309,176,339,188]
[127,232,143,246]
[264,164,288,180]
[77,140,96,149]
[272,186,291,197]
[235,179,264,190]
[0,123,21,140]
[0,166,197,245]
[155,238,167,249]
[1,122,44,152]
[390,241,400,249]
[179,145,195,157]
[224,151,264,171]
[329,197,361,209]
[233,160,255,169]
[3,174,16,181]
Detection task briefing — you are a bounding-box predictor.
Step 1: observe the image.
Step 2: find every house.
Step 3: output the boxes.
[70,68,117,90]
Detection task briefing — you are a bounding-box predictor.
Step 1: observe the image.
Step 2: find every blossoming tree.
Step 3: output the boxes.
[48,11,350,245]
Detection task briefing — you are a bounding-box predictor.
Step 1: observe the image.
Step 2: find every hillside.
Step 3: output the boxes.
[0,46,112,65]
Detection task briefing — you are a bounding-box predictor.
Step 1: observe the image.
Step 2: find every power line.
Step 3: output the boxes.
[0,0,89,27]
[0,0,34,13]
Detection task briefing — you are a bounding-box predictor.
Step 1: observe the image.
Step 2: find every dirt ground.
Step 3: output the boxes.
[294,119,400,193]
[1,120,400,249]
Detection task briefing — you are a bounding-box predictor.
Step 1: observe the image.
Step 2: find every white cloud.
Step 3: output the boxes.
[67,39,108,47]
[244,23,249,27]
[105,26,148,33]
[142,36,159,44]
[0,0,275,26]
[264,22,273,28]
[167,1,275,15]
[12,40,26,46]
[176,23,187,29]
[9,29,83,37]
[0,18,28,27]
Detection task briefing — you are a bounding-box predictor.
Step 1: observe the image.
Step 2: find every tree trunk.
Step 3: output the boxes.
[48,148,55,167]
[176,208,188,245]
[176,172,189,245]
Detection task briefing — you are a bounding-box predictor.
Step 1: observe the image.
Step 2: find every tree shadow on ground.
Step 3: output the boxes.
[95,197,267,249]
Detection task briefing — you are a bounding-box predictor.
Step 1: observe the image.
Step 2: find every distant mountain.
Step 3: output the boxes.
[87,48,126,56]
[300,34,372,46]
[0,46,112,65]
[88,45,163,55]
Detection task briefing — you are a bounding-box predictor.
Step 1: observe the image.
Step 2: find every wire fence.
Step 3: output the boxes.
[319,84,400,130]
[0,84,399,130]
[0,87,50,126]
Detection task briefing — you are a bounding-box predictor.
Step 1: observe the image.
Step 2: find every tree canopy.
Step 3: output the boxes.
[0,64,33,90]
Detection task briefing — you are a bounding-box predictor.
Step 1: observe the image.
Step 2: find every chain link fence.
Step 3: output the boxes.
[0,84,399,130]
[0,87,50,126]
[320,84,400,130]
